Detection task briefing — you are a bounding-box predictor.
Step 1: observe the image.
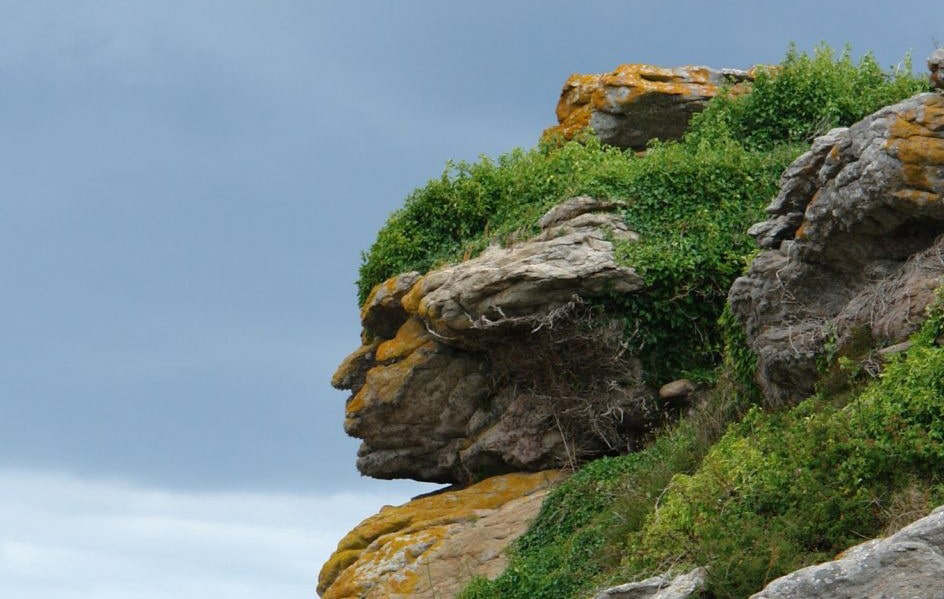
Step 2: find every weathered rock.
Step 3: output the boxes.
[930,48,944,90]
[317,471,559,599]
[335,197,654,483]
[592,567,706,599]
[751,506,944,599]
[729,93,944,405]
[658,379,696,401]
[543,64,752,150]
[360,271,422,339]
[404,196,643,341]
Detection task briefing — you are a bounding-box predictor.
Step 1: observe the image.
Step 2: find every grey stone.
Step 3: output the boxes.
[729,93,944,405]
[593,567,706,599]
[751,506,944,599]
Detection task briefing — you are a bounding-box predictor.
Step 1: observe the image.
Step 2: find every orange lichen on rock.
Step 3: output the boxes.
[885,96,944,196]
[375,318,431,363]
[542,63,752,146]
[344,345,434,422]
[318,470,560,599]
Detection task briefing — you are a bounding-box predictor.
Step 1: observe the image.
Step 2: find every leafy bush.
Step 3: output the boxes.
[464,294,944,599]
[621,299,944,597]
[687,43,929,149]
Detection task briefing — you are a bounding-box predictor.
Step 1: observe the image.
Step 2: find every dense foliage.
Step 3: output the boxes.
[686,43,928,149]
[455,45,932,599]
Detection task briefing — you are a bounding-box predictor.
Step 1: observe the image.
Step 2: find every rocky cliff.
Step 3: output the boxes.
[321,50,943,599]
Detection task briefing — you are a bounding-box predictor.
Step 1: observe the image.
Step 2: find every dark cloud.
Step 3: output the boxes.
[0,0,939,496]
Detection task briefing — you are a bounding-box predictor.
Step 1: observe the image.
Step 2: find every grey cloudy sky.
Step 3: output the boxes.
[1,1,940,596]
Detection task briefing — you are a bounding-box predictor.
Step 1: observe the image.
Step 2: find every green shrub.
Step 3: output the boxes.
[687,43,929,149]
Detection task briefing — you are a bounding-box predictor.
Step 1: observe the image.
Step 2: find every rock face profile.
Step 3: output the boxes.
[318,471,558,599]
[543,64,752,150]
[334,197,653,484]
[729,92,944,404]
[751,506,944,599]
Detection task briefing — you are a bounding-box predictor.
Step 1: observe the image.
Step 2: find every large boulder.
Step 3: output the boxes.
[543,64,752,150]
[317,471,558,599]
[751,506,944,599]
[729,92,944,405]
[334,197,656,483]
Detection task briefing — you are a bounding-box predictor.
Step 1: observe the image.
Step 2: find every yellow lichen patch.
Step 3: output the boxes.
[375,318,429,362]
[344,345,436,422]
[317,549,360,595]
[795,221,808,241]
[555,73,602,122]
[593,64,718,111]
[343,387,367,418]
[331,341,378,389]
[317,471,561,598]
[886,102,944,194]
[399,275,426,315]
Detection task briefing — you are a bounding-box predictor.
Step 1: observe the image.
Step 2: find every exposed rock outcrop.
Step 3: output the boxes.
[729,92,944,404]
[334,197,655,483]
[543,64,752,150]
[592,567,706,599]
[318,471,558,599]
[930,48,944,90]
[751,506,944,599]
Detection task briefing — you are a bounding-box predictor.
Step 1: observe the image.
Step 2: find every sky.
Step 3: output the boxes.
[1,1,940,597]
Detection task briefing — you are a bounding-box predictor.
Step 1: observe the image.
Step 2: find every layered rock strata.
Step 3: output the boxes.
[318,471,558,599]
[751,506,944,599]
[334,197,653,484]
[544,64,752,150]
[729,92,944,404]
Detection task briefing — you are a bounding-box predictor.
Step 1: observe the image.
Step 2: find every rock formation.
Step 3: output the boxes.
[930,48,944,90]
[318,471,558,599]
[592,567,706,599]
[751,506,944,599]
[729,92,944,404]
[543,64,752,150]
[334,197,656,484]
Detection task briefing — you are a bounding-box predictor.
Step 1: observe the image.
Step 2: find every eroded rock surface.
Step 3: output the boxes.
[930,48,944,90]
[751,506,944,599]
[729,93,944,404]
[335,197,655,483]
[544,64,752,150]
[317,471,559,599]
[592,567,706,599]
